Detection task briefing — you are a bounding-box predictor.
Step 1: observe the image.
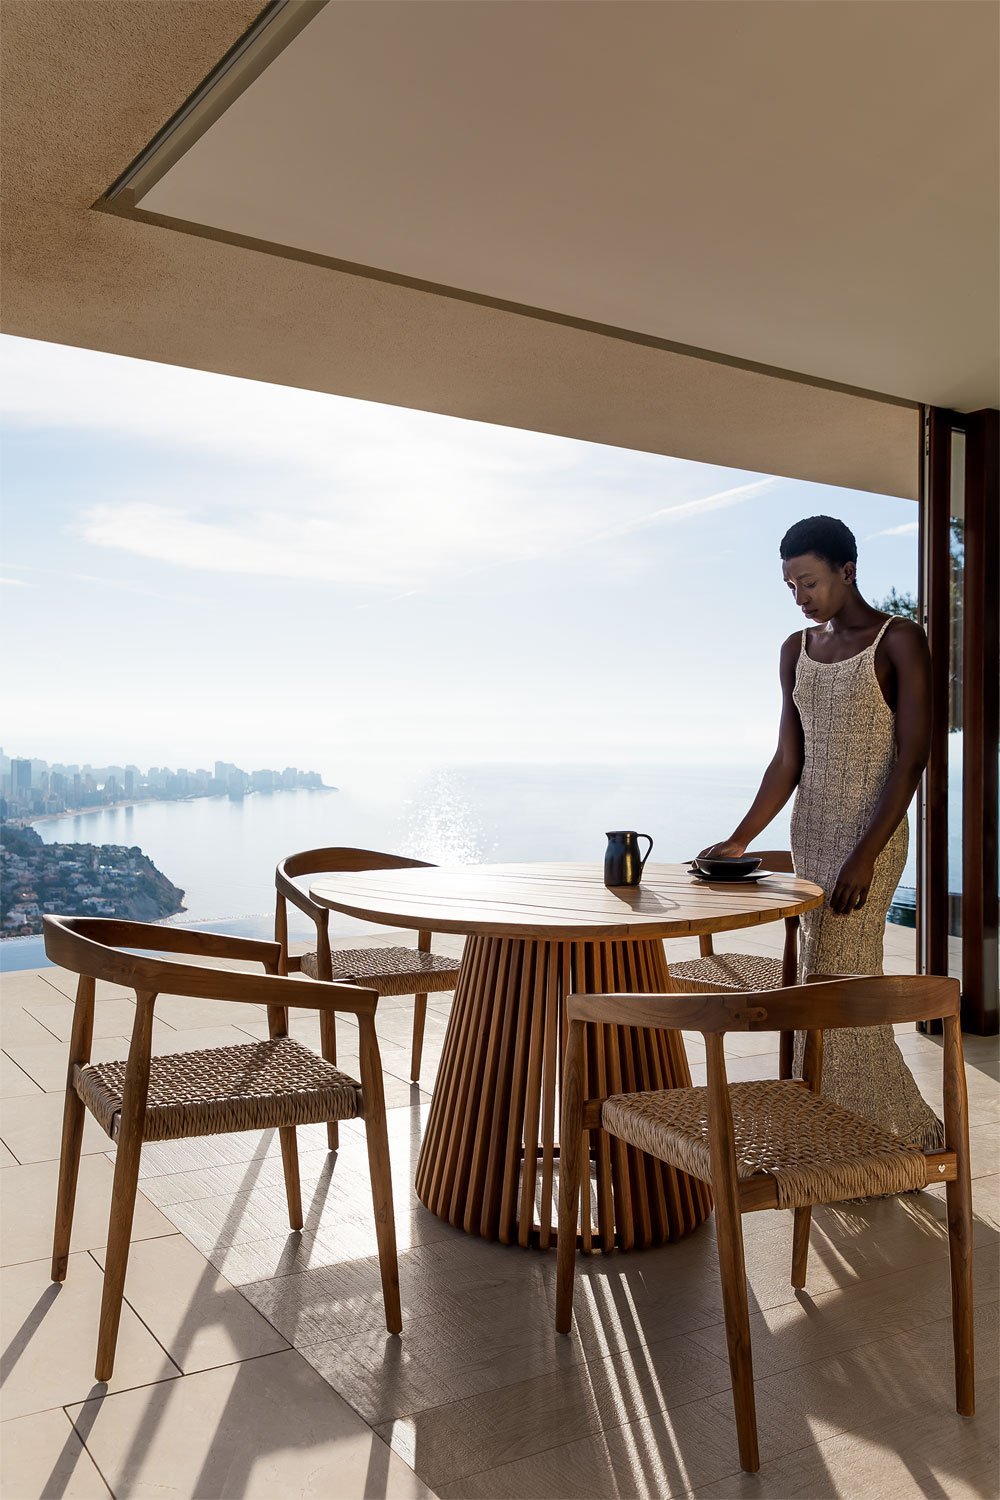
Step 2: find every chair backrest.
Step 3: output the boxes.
[567,974,964,1159]
[746,849,794,875]
[41,914,376,1013]
[275,846,436,929]
[698,849,795,960]
[279,846,434,881]
[567,974,961,1034]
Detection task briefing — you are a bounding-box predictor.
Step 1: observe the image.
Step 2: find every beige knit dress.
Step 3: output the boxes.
[791,618,944,1149]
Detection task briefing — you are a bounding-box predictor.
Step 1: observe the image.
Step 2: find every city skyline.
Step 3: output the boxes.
[1,748,330,820]
[1,334,919,788]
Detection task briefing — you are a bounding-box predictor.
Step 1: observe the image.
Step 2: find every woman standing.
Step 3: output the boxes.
[701,514,943,1148]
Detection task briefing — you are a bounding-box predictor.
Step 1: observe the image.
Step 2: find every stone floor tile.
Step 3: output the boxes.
[34,972,130,1003]
[91,1233,289,1373]
[376,1327,735,1490]
[0,1253,178,1421]
[688,1237,998,1380]
[239,1242,550,1346]
[0,1050,43,1098]
[691,1390,999,1499]
[147,1023,273,1054]
[1,1035,132,1094]
[0,1407,113,1498]
[0,1091,116,1165]
[301,1312,584,1427]
[0,1007,66,1046]
[0,1141,16,1168]
[154,995,271,1030]
[752,1308,998,1444]
[0,1155,173,1267]
[424,1386,805,1497]
[67,1349,432,1498]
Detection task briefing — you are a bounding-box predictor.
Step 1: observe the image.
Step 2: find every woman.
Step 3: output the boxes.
[701,514,943,1148]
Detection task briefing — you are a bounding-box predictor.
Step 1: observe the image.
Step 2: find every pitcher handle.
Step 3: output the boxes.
[638,833,653,872]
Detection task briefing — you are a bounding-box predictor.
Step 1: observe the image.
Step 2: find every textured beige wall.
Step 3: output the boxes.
[1,0,919,498]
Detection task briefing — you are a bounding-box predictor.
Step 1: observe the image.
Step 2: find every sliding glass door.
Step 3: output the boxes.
[919,407,999,1033]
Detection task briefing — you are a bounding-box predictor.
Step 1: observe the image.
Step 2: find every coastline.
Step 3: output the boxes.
[19,784,337,827]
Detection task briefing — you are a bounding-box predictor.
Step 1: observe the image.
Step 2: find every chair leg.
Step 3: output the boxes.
[943,1015,975,1417]
[51,1087,87,1281]
[791,1206,812,1289]
[555,1020,587,1335]
[714,1188,759,1471]
[410,993,428,1082]
[705,1033,759,1472]
[52,975,96,1281]
[278,1126,303,1231]
[365,1111,401,1334]
[95,1117,144,1382]
[320,1009,340,1152]
[946,1171,975,1416]
[95,993,155,1383]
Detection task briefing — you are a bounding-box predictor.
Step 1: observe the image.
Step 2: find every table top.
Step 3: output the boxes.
[309,861,824,940]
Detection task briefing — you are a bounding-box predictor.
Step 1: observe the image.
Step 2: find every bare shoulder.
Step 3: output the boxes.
[778,630,802,687]
[881,615,929,664]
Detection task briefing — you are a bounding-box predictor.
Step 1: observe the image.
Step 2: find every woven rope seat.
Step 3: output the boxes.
[602,1079,929,1207]
[668,953,785,993]
[299,945,459,995]
[76,1037,361,1144]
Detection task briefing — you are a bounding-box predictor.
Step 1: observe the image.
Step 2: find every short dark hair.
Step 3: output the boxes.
[779,515,858,571]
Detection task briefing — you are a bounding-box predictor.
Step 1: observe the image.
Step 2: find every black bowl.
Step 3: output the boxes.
[694,855,763,880]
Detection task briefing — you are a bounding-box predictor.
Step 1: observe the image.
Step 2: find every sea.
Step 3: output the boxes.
[1,759,929,972]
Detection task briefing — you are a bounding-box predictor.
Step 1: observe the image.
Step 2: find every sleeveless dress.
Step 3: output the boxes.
[790,617,944,1150]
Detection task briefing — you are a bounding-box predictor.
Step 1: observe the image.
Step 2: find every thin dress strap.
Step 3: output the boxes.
[870,616,897,651]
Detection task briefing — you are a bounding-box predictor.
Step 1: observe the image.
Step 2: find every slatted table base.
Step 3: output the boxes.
[414,935,713,1250]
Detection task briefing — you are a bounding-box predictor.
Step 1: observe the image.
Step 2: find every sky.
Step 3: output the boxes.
[0,334,918,787]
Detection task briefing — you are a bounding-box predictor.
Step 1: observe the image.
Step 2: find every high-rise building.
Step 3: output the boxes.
[12,760,32,799]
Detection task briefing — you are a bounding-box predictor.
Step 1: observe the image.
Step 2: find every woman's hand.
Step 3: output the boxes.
[830,849,876,914]
[697,839,747,860]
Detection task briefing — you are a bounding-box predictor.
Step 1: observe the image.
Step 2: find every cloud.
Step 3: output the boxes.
[0,576,29,587]
[870,521,918,538]
[2,562,197,603]
[2,334,774,590]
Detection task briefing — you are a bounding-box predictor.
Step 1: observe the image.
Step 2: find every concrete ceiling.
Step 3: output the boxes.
[7,1,995,500]
[140,0,1000,416]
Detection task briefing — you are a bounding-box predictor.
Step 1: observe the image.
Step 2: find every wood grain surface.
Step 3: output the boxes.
[310,861,824,939]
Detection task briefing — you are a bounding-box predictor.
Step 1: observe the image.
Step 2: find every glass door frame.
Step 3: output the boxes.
[918,405,999,1033]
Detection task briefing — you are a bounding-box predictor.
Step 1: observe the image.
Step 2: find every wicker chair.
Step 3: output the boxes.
[669,850,799,1077]
[43,914,401,1383]
[275,848,460,1122]
[555,974,974,1473]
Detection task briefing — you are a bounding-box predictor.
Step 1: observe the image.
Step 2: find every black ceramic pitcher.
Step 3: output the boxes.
[604,830,654,887]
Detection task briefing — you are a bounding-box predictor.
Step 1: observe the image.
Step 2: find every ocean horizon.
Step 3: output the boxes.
[2,759,932,971]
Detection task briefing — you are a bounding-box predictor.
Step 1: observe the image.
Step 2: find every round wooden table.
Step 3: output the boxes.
[310,861,824,1252]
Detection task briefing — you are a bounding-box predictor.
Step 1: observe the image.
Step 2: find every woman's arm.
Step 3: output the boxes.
[700,634,805,858]
[829,620,931,914]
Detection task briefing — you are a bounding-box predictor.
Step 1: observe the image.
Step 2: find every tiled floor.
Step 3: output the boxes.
[1,925,997,1499]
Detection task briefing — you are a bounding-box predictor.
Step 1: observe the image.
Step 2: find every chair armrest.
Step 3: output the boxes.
[42,917,378,1014]
[567,991,766,1032]
[567,975,961,1033]
[44,916,282,971]
[146,965,380,1014]
[275,863,326,923]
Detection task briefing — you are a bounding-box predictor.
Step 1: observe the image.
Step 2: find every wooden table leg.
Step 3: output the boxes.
[414,935,712,1249]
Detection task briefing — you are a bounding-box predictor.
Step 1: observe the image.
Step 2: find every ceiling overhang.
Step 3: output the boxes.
[5,1,996,500]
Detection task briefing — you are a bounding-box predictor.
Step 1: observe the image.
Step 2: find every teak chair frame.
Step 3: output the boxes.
[555,974,973,1473]
[43,914,400,1383]
[275,847,457,1131]
[671,850,800,1078]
